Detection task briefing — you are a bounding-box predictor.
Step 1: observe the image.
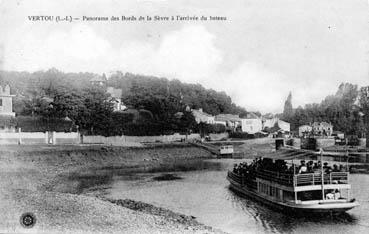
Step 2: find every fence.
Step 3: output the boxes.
[0,131,80,145]
[0,132,47,145]
[0,132,229,146]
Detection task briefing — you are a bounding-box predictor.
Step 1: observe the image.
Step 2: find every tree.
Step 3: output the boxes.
[285,83,363,136]
[282,92,293,121]
[359,86,369,147]
[79,86,114,135]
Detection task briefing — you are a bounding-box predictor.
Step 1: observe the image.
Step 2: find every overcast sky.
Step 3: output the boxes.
[0,0,368,113]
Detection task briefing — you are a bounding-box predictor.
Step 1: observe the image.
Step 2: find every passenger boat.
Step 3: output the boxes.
[227,148,359,214]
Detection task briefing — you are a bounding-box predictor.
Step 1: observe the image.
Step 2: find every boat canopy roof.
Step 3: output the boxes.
[264,148,317,160]
[265,147,369,160]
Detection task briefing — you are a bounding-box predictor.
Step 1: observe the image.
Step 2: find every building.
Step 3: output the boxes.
[0,85,16,132]
[298,122,333,137]
[298,125,313,137]
[263,118,290,132]
[107,87,126,112]
[312,122,333,136]
[90,75,126,112]
[0,85,15,117]
[241,113,262,134]
[90,74,107,86]
[215,113,242,130]
[192,108,215,124]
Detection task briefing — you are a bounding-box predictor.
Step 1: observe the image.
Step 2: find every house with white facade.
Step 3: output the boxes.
[298,125,313,137]
[0,85,16,132]
[312,122,333,136]
[192,108,215,124]
[263,118,290,132]
[0,85,15,117]
[241,113,262,134]
[107,87,126,112]
[215,114,242,130]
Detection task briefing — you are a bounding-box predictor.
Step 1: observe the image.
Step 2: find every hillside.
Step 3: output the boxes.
[0,69,247,116]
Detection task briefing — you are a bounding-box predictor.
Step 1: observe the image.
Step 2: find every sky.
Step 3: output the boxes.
[0,0,368,113]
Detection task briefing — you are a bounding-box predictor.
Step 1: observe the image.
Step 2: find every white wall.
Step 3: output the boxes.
[241,119,262,134]
[0,131,80,145]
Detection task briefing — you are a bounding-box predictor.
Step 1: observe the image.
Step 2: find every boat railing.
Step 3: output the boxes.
[294,172,348,186]
[256,170,293,186]
[227,171,257,189]
[229,170,349,187]
[227,171,243,184]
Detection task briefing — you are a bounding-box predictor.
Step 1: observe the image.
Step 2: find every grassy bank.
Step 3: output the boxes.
[0,144,223,233]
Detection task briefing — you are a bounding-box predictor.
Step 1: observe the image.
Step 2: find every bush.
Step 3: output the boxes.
[193,123,226,135]
[229,132,254,139]
[16,116,77,132]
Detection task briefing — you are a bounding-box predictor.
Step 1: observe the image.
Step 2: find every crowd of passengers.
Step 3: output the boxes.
[233,157,347,176]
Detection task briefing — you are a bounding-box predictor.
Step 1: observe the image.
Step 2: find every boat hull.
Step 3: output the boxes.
[227,176,358,215]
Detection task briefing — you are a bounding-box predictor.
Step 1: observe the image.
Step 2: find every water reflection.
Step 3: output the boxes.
[104,159,369,234]
[226,186,358,233]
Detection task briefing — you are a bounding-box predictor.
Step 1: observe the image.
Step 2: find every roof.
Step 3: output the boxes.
[90,75,107,82]
[107,87,122,98]
[192,109,213,117]
[263,148,318,160]
[312,122,332,127]
[215,114,241,122]
[263,147,366,160]
[245,112,259,119]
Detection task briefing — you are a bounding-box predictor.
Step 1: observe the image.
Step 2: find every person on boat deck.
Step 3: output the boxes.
[313,162,320,172]
[334,189,341,199]
[332,164,339,172]
[298,160,307,174]
[326,191,334,200]
[323,162,332,173]
[233,164,238,173]
[307,161,314,172]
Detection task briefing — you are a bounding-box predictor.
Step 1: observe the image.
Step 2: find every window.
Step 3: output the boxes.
[0,98,2,106]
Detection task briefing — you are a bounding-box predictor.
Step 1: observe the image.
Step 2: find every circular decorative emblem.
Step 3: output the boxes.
[20,212,36,228]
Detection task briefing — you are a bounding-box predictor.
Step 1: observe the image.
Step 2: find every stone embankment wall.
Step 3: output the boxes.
[82,133,202,146]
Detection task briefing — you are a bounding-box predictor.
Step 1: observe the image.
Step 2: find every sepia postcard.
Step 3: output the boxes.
[0,0,369,233]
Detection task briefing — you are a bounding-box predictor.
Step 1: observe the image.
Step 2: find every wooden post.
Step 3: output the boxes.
[18,127,22,145]
[320,148,325,200]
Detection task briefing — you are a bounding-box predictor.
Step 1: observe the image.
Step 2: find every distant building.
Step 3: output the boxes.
[241,113,262,134]
[298,125,313,137]
[90,74,107,86]
[90,74,127,112]
[215,113,242,129]
[298,122,333,137]
[312,122,333,136]
[107,87,126,111]
[263,118,290,133]
[192,108,215,124]
[0,85,16,132]
[0,85,15,117]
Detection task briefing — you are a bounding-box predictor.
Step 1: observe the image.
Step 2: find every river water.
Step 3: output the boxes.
[104,159,369,234]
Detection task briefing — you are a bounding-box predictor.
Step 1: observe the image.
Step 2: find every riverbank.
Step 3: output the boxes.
[0,144,225,233]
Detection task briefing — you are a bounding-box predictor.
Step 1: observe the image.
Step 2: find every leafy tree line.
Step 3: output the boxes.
[0,69,246,136]
[108,71,248,116]
[281,83,369,137]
